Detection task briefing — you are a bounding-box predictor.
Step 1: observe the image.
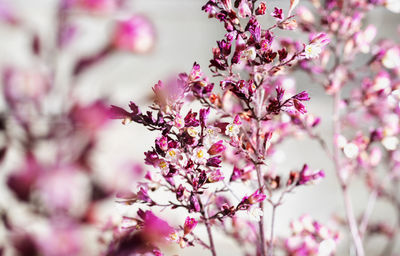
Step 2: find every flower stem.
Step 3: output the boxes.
[204,217,217,256]
[199,195,217,256]
[256,164,266,256]
[253,85,267,256]
[332,90,365,256]
[268,205,277,256]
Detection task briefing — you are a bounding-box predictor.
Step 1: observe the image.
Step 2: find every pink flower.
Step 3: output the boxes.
[183,217,198,235]
[156,136,169,151]
[208,169,224,183]
[113,15,155,54]
[271,7,283,20]
[189,62,203,81]
[310,33,330,47]
[298,164,325,185]
[238,0,252,18]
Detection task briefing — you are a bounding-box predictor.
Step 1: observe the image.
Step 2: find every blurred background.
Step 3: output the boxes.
[0,0,399,255]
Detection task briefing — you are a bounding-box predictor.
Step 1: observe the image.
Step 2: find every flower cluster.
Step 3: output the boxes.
[111,1,329,255]
[284,215,339,256]
[284,0,400,255]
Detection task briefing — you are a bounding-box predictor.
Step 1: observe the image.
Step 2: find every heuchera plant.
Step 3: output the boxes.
[0,0,155,255]
[110,1,338,255]
[288,1,400,256]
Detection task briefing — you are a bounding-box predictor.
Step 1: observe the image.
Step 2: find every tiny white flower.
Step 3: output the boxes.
[343,143,359,159]
[335,134,347,148]
[187,127,199,137]
[225,123,240,137]
[120,217,137,230]
[318,239,336,256]
[382,47,400,69]
[177,153,188,168]
[248,207,264,221]
[369,147,382,167]
[205,126,221,142]
[169,231,180,242]
[382,136,399,151]
[193,147,209,164]
[241,46,257,61]
[290,220,304,234]
[174,115,184,129]
[300,215,315,233]
[373,74,391,92]
[305,43,322,59]
[204,129,220,147]
[385,0,400,13]
[318,226,330,240]
[157,160,169,174]
[165,148,180,162]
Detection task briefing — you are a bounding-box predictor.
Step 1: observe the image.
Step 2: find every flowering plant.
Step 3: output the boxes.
[111,0,400,256]
[110,1,335,255]
[290,1,400,255]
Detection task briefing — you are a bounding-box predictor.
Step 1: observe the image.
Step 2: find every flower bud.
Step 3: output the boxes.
[208,140,226,155]
[184,217,198,235]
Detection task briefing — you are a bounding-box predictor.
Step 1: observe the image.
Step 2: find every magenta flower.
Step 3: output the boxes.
[156,136,169,151]
[271,7,283,20]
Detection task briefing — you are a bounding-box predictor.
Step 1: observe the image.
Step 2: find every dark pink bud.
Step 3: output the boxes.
[156,136,168,151]
[294,91,310,101]
[276,86,285,101]
[189,194,201,212]
[184,110,200,127]
[207,156,222,167]
[208,140,226,155]
[298,164,325,185]
[293,99,307,114]
[233,114,242,125]
[247,189,266,204]
[255,2,267,15]
[200,108,210,127]
[271,7,283,20]
[183,217,198,235]
[144,151,159,166]
[176,184,185,201]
